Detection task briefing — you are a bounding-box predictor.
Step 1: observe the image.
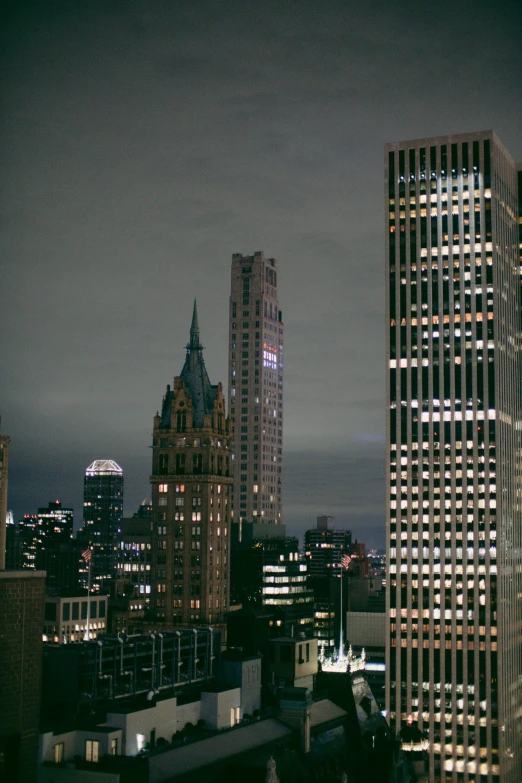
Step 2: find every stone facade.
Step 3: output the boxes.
[150,303,233,625]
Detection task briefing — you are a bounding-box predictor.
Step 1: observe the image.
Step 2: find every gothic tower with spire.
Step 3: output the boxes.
[150,302,233,625]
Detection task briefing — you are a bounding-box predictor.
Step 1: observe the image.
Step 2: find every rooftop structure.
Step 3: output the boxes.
[85,459,123,475]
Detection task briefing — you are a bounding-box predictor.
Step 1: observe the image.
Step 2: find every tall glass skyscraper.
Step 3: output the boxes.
[228,251,284,527]
[82,459,124,590]
[385,131,521,782]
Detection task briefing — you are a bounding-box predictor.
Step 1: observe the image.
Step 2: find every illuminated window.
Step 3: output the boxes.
[85,740,99,763]
[54,743,64,764]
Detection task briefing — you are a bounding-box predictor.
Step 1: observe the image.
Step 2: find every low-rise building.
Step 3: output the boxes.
[218,649,262,717]
[43,594,108,642]
[267,636,318,690]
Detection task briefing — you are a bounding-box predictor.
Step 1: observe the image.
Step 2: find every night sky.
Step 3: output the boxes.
[1,1,521,548]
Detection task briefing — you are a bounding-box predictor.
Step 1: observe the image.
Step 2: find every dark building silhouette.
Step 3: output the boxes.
[81,460,123,591]
[6,501,77,586]
[304,516,352,650]
[0,570,45,783]
[112,507,153,634]
[5,519,23,570]
[227,605,273,656]
[231,522,314,637]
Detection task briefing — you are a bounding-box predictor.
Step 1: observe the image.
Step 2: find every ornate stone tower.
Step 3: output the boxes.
[150,302,233,625]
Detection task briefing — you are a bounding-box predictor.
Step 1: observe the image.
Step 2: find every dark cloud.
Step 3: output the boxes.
[1,0,521,547]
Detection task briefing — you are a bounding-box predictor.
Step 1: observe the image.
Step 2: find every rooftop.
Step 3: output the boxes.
[85,459,123,475]
[148,718,293,779]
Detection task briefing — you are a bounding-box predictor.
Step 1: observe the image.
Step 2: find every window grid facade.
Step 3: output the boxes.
[385,131,521,783]
[228,251,284,526]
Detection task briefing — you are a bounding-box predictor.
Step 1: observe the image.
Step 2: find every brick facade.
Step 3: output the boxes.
[0,571,45,783]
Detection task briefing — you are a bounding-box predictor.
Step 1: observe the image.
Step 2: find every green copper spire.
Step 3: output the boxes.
[189,298,201,348]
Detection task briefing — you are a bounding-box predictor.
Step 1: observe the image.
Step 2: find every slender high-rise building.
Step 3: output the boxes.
[228,252,284,527]
[0,417,10,569]
[150,302,232,625]
[82,460,124,590]
[385,131,521,782]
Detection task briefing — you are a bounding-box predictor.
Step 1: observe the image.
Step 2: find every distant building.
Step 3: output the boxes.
[150,302,233,625]
[5,516,23,570]
[115,514,152,598]
[304,515,352,578]
[35,501,80,593]
[37,540,86,595]
[0,570,46,783]
[304,516,352,649]
[43,593,108,643]
[228,251,284,528]
[82,459,124,590]
[231,522,314,637]
[17,513,39,568]
[0,417,9,569]
[8,501,83,593]
[37,499,73,539]
[112,511,152,634]
[133,498,153,518]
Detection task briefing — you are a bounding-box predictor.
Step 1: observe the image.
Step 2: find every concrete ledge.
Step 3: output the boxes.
[0,570,47,579]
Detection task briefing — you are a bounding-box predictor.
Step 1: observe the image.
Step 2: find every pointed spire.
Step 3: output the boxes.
[189,299,201,349]
[265,757,279,783]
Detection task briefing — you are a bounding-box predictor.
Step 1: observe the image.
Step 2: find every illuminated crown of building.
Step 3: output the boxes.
[318,644,366,674]
[85,459,123,475]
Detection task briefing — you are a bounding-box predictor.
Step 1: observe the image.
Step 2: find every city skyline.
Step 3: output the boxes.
[2,1,522,549]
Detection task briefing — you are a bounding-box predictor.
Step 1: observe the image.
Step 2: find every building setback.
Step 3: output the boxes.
[385,131,521,782]
[150,303,233,625]
[228,251,284,527]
